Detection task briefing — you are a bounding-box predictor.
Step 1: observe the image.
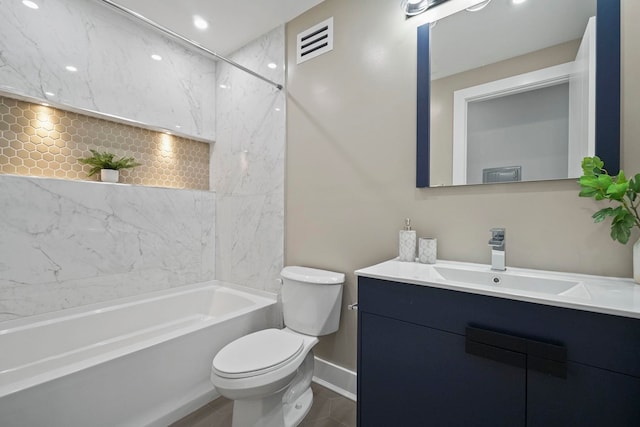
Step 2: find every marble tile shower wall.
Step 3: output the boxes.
[0,0,216,140]
[0,96,210,190]
[213,26,285,291]
[0,174,215,322]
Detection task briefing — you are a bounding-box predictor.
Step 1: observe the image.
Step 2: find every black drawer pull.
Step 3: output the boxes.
[466,326,527,353]
[526,338,566,362]
[528,355,567,378]
[465,326,567,378]
[465,340,526,369]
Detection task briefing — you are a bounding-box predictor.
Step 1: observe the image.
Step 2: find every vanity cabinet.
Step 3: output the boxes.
[357,277,640,427]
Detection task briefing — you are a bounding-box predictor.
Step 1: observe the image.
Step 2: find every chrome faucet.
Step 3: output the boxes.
[488,228,506,271]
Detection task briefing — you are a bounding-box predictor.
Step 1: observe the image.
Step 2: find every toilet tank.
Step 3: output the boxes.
[281,266,345,336]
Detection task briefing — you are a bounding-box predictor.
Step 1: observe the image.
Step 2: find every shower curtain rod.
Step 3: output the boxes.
[100,0,284,90]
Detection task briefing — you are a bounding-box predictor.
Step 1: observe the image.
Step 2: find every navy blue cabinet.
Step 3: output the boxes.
[528,363,640,426]
[358,312,526,427]
[357,277,640,427]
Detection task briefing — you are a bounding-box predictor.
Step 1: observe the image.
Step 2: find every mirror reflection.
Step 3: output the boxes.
[427,0,599,186]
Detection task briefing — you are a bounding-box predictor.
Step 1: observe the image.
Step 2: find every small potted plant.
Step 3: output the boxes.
[578,156,640,282]
[78,149,141,183]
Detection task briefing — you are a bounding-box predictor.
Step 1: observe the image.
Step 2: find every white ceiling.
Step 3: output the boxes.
[430,0,597,79]
[109,0,325,56]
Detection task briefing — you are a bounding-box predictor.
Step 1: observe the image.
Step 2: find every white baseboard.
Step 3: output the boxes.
[312,357,357,402]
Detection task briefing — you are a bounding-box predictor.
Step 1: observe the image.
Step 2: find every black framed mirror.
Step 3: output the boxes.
[416,0,620,187]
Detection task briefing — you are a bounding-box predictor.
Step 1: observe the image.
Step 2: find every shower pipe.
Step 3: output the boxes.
[100,0,284,90]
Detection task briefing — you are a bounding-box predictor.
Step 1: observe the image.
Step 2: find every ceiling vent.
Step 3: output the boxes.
[296,17,334,64]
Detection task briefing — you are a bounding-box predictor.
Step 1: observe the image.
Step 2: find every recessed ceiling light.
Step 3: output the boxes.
[175,125,181,129]
[22,0,39,9]
[65,65,78,72]
[45,91,55,96]
[512,0,526,4]
[151,54,162,61]
[267,63,277,69]
[275,107,281,112]
[193,15,209,30]
[219,84,228,89]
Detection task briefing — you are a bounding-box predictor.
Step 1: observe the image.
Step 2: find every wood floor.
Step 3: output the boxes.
[170,382,356,427]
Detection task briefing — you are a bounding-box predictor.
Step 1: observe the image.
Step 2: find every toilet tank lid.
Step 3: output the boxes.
[281,266,345,284]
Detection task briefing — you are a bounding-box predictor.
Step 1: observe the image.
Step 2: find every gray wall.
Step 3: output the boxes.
[285,0,640,371]
[467,83,569,184]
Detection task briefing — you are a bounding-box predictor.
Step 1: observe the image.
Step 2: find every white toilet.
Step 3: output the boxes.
[210,266,345,427]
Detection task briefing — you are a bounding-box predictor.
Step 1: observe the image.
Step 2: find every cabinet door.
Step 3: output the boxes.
[528,361,640,427]
[358,312,526,427]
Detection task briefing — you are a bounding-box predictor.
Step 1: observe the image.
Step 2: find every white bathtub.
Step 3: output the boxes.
[0,282,279,427]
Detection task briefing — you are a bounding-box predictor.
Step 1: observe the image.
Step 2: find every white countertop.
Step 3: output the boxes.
[355,259,640,320]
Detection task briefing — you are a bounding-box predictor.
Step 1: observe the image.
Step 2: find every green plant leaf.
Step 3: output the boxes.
[579,175,598,186]
[606,182,629,201]
[578,187,599,198]
[629,174,640,193]
[78,150,141,176]
[616,169,628,184]
[596,174,613,190]
[610,220,632,244]
[628,175,640,202]
[592,207,615,223]
[611,206,629,223]
[578,156,640,245]
[581,156,604,176]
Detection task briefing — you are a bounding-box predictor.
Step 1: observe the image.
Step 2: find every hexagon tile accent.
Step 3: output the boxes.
[0,95,210,190]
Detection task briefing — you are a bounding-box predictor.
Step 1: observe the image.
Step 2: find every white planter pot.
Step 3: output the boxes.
[634,238,640,284]
[100,169,119,183]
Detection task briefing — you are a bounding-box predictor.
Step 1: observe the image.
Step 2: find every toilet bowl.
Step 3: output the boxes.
[211,328,318,426]
[210,266,344,427]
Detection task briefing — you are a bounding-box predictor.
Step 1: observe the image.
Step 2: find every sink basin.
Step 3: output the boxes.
[356,259,640,318]
[433,266,580,295]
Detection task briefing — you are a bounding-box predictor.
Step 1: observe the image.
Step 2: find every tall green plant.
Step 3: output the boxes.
[78,149,141,177]
[579,156,640,244]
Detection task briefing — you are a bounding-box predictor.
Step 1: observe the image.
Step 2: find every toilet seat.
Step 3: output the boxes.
[213,329,304,379]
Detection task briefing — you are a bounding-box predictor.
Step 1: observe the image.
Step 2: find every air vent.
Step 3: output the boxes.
[296,17,334,64]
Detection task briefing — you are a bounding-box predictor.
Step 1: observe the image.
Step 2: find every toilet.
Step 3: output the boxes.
[210,266,345,427]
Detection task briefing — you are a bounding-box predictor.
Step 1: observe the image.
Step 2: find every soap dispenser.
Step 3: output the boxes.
[398,218,417,262]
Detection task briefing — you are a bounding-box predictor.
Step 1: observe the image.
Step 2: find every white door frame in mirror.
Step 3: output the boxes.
[452,61,579,185]
[567,17,597,178]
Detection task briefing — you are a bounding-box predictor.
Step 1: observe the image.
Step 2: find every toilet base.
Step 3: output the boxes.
[217,337,319,427]
[231,386,313,427]
[284,387,313,427]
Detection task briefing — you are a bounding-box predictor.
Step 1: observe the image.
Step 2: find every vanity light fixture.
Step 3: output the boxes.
[466,0,492,12]
[151,54,162,61]
[193,15,209,30]
[401,0,449,16]
[22,0,39,9]
[65,65,78,72]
